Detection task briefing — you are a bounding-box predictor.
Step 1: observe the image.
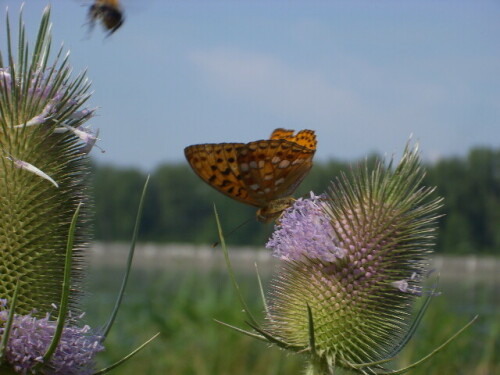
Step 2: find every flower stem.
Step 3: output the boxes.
[305,359,332,375]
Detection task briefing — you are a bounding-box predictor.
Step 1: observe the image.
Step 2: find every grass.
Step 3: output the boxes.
[83,263,499,375]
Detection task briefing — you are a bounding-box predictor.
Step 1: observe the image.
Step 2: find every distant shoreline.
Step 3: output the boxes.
[88,242,500,280]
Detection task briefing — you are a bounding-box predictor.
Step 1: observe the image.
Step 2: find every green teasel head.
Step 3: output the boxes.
[0,6,98,316]
[220,144,450,375]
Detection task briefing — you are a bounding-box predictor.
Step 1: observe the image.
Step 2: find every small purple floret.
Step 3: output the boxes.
[0,300,104,375]
[266,193,346,263]
[391,271,441,296]
[0,68,12,86]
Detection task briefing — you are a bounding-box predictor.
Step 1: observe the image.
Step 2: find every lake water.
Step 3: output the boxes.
[87,242,500,315]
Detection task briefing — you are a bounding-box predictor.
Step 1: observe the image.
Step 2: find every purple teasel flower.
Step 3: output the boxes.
[242,145,461,375]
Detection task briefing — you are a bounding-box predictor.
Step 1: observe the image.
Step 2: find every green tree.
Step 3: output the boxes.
[92,164,146,240]
[89,148,500,255]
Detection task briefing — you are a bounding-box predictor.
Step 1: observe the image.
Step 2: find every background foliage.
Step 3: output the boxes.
[91,147,500,255]
[85,266,498,375]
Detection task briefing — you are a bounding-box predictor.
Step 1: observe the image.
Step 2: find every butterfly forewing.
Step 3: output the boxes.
[185,143,265,207]
[270,128,317,150]
[292,129,317,150]
[236,139,315,203]
[270,128,295,141]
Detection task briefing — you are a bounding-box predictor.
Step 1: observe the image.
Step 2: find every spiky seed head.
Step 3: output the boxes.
[0,7,96,315]
[265,145,442,374]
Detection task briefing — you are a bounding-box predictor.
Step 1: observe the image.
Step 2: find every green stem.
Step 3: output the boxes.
[305,359,332,375]
[0,364,18,374]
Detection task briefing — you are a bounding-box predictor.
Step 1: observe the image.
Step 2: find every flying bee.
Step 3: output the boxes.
[87,0,124,36]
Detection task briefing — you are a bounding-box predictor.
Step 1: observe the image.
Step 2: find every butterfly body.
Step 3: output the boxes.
[185,129,316,222]
[256,197,296,223]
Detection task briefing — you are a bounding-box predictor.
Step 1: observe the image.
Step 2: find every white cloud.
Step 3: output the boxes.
[189,48,358,123]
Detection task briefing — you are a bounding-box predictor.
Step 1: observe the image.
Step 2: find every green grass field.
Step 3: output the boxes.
[83,260,499,375]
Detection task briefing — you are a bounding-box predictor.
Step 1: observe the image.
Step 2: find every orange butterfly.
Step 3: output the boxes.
[184,128,317,222]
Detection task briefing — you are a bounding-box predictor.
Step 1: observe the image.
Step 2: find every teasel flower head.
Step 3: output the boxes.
[260,145,445,374]
[0,6,97,317]
[0,7,159,374]
[215,144,478,375]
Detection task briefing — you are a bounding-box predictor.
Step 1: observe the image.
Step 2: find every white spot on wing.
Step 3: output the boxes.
[278,159,290,169]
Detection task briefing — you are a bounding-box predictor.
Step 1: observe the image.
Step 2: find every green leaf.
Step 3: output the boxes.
[254,262,269,315]
[102,175,150,340]
[92,332,160,375]
[214,205,259,327]
[34,202,82,371]
[0,280,20,366]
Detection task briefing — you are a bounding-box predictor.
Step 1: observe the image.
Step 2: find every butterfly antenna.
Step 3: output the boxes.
[211,217,253,248]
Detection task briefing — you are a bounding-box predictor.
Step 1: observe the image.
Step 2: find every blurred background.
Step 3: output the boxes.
[1,0,499,374]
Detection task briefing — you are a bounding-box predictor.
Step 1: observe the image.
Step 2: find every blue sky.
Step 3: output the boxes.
[1,0,499,170]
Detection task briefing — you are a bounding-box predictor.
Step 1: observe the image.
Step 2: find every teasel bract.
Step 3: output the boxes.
[218,144,476,375]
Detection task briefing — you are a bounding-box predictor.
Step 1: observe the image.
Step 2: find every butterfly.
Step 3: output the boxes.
[184,128,317,222]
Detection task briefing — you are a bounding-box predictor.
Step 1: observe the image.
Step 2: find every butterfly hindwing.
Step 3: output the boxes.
[184,143,262,207]
[237,139,315,203]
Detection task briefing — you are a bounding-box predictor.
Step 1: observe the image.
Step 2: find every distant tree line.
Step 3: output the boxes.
[90,147,500,255]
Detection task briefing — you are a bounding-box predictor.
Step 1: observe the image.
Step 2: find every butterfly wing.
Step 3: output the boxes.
[185,129,317,216]
[270,128,317,150]
[270,128,295,141]
[184,143,264,207]
[236,139,315,204]
[290,129,317,150]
